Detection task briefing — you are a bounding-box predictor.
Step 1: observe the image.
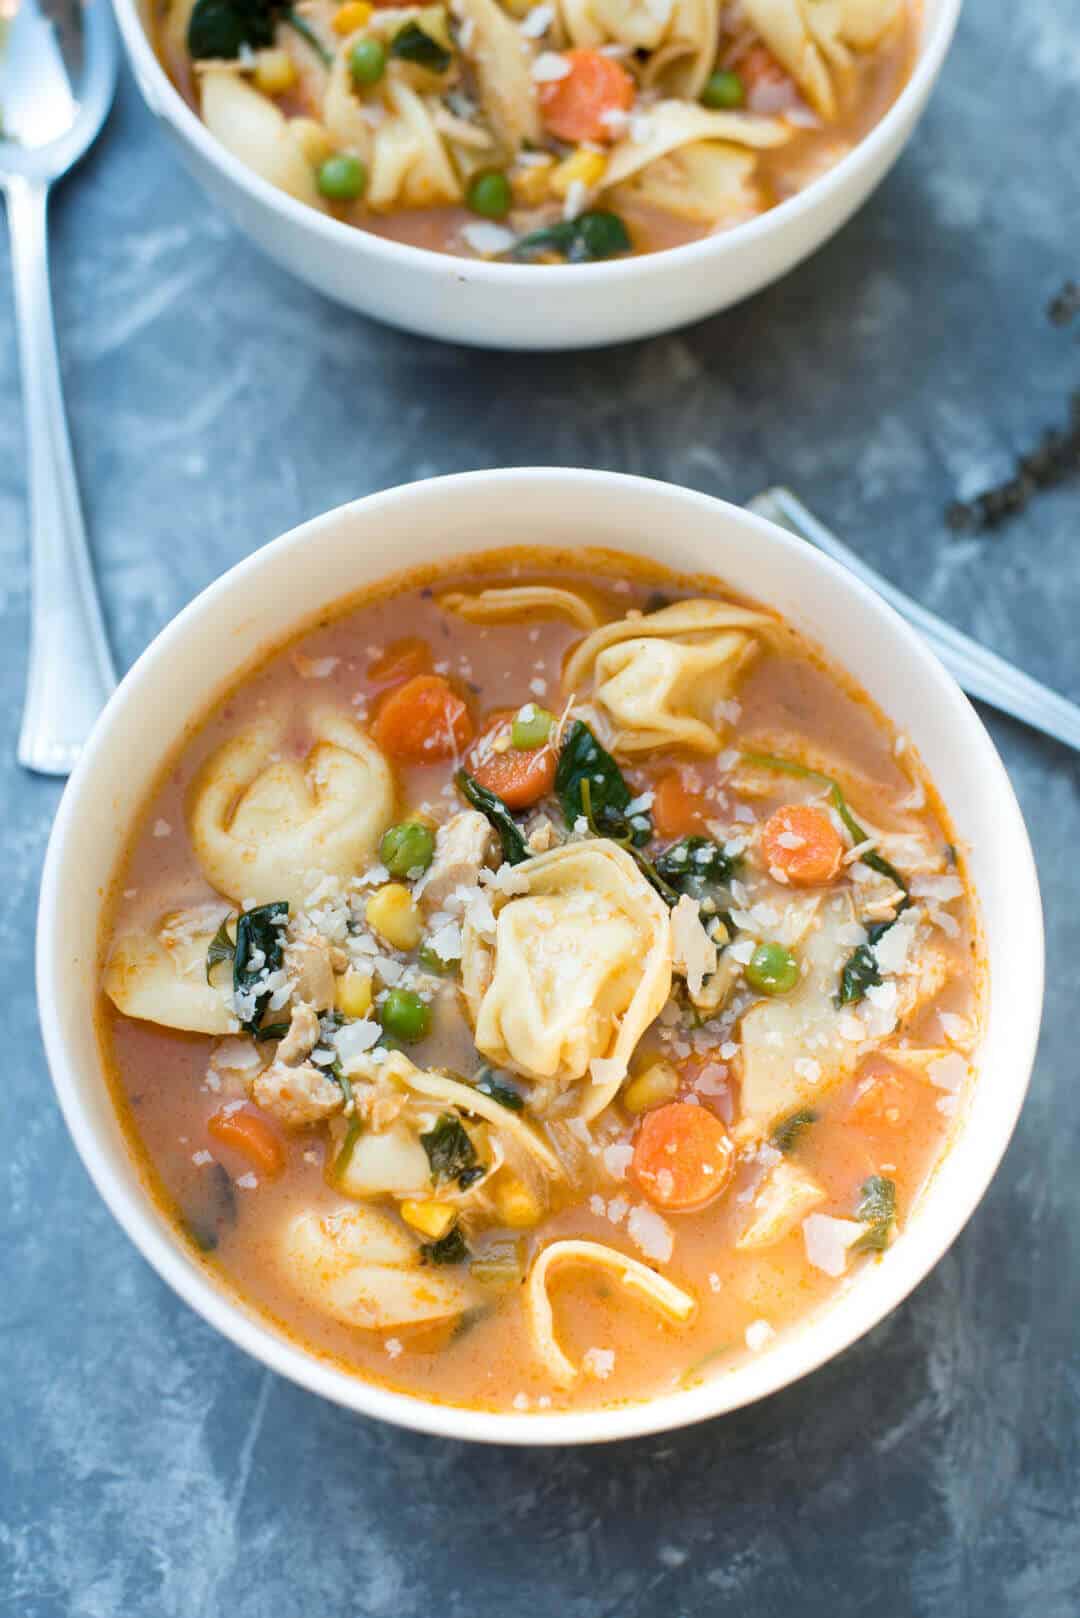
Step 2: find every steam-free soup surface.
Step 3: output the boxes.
[156,0,917,265]
[102,554,979,1413]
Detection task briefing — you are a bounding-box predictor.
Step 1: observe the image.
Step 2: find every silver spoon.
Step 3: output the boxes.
[748,486,1080,755]
[2,0,118,776]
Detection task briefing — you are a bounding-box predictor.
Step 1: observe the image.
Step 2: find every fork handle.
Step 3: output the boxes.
[5,174,115,776]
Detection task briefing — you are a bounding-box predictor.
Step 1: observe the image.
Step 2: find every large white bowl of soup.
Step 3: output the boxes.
[113,0,961,345]
[38,469,1040,1443]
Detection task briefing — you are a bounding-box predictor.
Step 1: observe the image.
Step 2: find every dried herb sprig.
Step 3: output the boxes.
[946,391,1080,533]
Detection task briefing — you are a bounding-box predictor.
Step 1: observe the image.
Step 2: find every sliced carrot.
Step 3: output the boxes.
[632,1101,734,1212]
[468,712,556,810]
[538,49,635,144]
[761,803,844,886]
[367,636,432,689]
[208,1106,286,1179]
[372,674,473,762]
[652,770,710,839]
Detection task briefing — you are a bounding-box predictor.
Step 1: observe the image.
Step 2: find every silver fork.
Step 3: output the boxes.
[2,0,118,776]
[748,486,1080,755]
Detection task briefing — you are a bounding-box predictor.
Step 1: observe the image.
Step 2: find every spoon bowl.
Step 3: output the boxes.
[1,0,117,180]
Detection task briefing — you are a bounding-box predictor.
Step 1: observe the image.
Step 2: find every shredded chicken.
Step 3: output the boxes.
[276,1002,321,1066]
[418,811,496,910]
[252,1060,344,1128]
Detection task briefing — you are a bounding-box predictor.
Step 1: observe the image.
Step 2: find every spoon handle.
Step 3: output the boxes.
[5,175,116,776]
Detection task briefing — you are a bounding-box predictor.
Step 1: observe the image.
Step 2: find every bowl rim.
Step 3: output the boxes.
[111,0,963,285]
[37,468,1042,1445]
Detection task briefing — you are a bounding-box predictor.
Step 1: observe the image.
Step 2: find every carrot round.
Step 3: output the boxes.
[367,636,432,689]
[632,1102,734,1211]
[468,713,556,810]
[372,674,473,762]
[652,770,709,839]
[539,49,635,144]
[208,1106,286,1179]
[761,804,844,886]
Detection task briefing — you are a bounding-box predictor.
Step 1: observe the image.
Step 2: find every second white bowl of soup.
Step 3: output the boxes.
[38,470,1040,1442]
[113,0,961,345]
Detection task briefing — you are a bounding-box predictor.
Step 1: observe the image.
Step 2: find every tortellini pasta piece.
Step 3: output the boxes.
[608,141,764,226]
[367,80,463,211]
[450,0,542,151]
[558,0,718,98]
[735,1159,826,1248]
[562,598,774,754]
[188,708,394,908]
[199,70,328,211]
[281,1204,477,1329]
[527,1239,696,1385]
[739,0,901,119]
[461,841,672,1119]
[104,909,238,1035]
[603,102,790,193]
[439,585,599,630]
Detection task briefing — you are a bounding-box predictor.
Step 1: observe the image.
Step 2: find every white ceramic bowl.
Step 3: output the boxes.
[38,469,1041,1444]
[111,0,962,348]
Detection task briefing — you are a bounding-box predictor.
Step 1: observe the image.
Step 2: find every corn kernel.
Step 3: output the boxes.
[336,968,373,1020]
[400,1199,457,1239]
[549,149,608,199]
[289,117,335,166]
[365,884,423,951]
[622,1061,680,1115]
[332,0,372,32]
[511,156,555,207]
[253,47,297,94]
[494,1175,543,1228]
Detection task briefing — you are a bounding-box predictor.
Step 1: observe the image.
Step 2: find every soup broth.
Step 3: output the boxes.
[101,551,980,1413]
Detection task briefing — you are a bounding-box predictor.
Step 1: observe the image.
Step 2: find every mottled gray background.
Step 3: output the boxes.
[3,0,1078,1612]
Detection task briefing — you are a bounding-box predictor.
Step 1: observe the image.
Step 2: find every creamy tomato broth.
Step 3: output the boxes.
[101,554,980,1413]
[155,0,917,264]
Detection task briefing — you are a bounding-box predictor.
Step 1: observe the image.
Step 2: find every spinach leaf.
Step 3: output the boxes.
[187,0,330,62]
[473,1067,524,1112]
[556,719,650,845]
[390,20,451,71]
[836,918,901,1007]
[233,901,289,1035]
[332,1118,363,1181]
[420,1225,469,1266]
[742,751,909,897]
[420,1113,478,1186]
[252,1021,291,1043]
[836,944,881,1007]
[655,836,739,900]
[770,1107,818,1153]
[456,769,528,865]
[509,211,631,264]
[852,1174,897,1252]
[183,1161,237,1253]
[205,913,236,983]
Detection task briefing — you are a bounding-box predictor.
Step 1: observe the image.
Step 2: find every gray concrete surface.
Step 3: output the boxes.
[2,1,1077,1612]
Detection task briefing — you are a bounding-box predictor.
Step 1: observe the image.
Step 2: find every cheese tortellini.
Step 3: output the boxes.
[188,708,394,908]
[281,1204,478,1330]
[199,70,328,210]
[739,0,902,119]
[461,841,672,1118]
[563,598,774,754]
[104,908,239,1035]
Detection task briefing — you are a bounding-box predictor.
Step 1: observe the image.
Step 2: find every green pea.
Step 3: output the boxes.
[701,69,744,109]
[316,153,367,202]
[418,941,457,976]
[745,942,800,996]
[380,820,435,878]
[510,704,555,750]
[378,988,430,1042]
[466,171,512,220]
[349,36,386,86]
